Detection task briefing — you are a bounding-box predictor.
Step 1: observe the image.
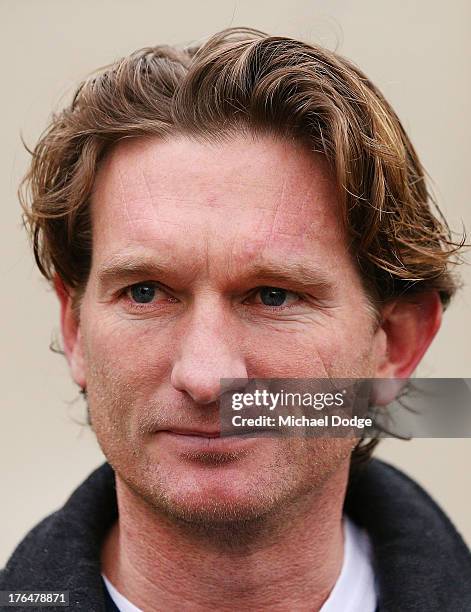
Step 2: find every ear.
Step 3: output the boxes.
[372,291,442,403]
[373,291,443,406]
[375,291,442,378]
[53,274,87,389]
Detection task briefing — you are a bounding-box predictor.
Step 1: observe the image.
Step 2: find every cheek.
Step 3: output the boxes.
[80,325,173,467]
[242,313,376,379]
[84,314,174,381]
[81,318,176,441]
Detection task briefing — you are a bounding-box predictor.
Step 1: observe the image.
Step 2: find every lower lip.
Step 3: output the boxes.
[154,431,267,452]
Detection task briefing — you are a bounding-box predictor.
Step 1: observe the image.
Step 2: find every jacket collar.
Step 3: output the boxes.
[1,458,470,611]
[344,460,471,610]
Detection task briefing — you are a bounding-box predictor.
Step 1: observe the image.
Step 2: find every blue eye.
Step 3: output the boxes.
[129,283,156,304]
[259,287,289,307]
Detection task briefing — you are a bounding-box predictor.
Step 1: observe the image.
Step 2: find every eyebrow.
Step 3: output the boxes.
[96,254,182,291]
[241,261,334,294]
[96,254,335,295]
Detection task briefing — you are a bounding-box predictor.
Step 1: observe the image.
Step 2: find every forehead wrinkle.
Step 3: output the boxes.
[96,160,165,234]
[116,163,135,229]
[140,164,155,209]
[272,190,343,249]
[266,172,287,248]
[143,169,280,194]
[92,155,145,231]
[137,179,284,215]
[99,152,156,227]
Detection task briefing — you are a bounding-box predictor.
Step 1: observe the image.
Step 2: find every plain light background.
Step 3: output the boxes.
[1,0,470,566]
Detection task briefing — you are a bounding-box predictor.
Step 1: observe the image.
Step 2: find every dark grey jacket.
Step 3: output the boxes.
[1,459,470,611]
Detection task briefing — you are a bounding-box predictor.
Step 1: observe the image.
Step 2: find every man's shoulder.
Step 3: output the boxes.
[346,458,471,610]
[348,458,470,551]
[0,462,116,610]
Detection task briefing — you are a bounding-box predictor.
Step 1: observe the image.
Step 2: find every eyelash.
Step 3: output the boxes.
[247,288,303,311]
[119,283,305,312]
[120,283,177,311]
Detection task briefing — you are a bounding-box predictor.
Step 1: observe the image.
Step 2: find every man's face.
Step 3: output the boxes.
[75,133,384,524]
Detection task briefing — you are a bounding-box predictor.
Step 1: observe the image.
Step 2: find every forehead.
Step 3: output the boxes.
[90,133,347,271]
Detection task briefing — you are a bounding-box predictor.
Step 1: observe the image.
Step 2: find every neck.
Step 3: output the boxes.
[101,463,350,612]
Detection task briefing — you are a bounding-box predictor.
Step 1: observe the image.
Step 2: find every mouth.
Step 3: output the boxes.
[163,429,222,438]
[151,427,270,455]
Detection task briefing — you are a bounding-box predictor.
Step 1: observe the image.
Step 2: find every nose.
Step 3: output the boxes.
[170,300,248,404]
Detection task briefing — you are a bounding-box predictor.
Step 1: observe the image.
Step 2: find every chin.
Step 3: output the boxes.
[148,461,284,526]
[113,436,353,532]
[157,491,271,527]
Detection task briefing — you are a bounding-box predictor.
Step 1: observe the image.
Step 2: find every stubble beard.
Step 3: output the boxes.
[89,384,355,549]
[83,340,371,547]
